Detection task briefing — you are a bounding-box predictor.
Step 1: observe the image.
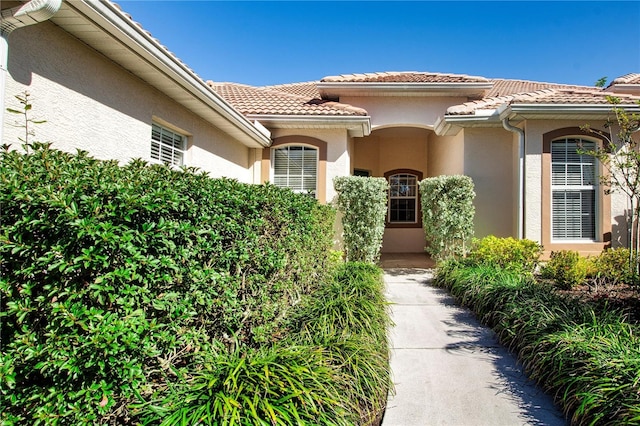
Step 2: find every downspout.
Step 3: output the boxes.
[502,117,525,239]
[1,0,62,144]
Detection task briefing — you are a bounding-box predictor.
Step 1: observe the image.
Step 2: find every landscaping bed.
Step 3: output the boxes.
[0,144,391,425]
[559,283,640,325]
[435,237,640,425]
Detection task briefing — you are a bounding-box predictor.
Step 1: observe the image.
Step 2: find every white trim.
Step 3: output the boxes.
[317,82,492,99]
[247,115,372,137]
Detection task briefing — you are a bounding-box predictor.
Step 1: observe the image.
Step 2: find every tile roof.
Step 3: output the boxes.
[447,88,640,115]
[612,73,640,85]
[261,82,321,99]
[320,71,489,84]
[487,79,593,98]
[208,82,368,116]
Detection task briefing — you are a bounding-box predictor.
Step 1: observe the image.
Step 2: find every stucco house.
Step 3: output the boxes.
[3,0,640,256]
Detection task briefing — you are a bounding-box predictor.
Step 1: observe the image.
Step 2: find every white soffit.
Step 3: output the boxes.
[317,82,492,99]
[247,115,372,138]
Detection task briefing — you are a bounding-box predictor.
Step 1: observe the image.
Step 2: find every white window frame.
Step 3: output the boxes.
[551,137,598,242]
[271,145,318,197]
[387,172,419,225]
[151,123,186,166]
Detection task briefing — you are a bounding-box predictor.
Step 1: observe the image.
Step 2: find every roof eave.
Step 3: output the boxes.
[53,0,271,148]
[317,82,492,99]
[246,115,372,138]
[503,103,640,120]
[435,111,503,136]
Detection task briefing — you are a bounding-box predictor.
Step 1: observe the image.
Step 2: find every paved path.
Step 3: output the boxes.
[381,268,566,426]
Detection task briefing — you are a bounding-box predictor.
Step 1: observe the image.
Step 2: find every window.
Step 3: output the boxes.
[551,137,597,240]
[151,123,186,166]
[387,171,421,225]
[272,146,318,196]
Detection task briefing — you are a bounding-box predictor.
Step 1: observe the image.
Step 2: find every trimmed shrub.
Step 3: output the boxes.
[334,176,388,263]
[541,250,589,290]
[420,175,475,261]
[469,236,542,274]
[591,247,637,285]
[0,144,336,424]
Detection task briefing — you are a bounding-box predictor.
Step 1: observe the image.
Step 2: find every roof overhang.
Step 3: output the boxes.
[501,103,640,121]
[247,115,372,138]
[317,82,492,99]
[434,109,503,136]
[49,0,271,148]
[435,102,640,136]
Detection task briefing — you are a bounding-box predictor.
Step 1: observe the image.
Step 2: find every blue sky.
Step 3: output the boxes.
[118,1,640,87]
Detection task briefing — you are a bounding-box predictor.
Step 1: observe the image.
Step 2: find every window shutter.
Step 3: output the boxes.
[551,138,597,240]
[272,146,318,196]
[151,123,186,166]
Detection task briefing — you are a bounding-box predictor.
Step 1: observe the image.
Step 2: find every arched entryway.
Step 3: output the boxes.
[352,126,432,253]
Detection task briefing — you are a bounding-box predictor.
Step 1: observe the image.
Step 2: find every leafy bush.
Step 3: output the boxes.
[468,236,542,274]
[334,176,388,263]
[435,260,640,425]
[293,262,391,425]
[0,143,336,424]
[144,262,392,425]
[591,247,637,285]
[541,250,589,290]
[420,175,475,261]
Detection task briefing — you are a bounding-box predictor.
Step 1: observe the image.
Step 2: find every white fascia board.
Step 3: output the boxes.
[507,103,640,119]
[65,0,271,148]
[317,82,492,98]
[246,115,372,137]
[434,110,502,136]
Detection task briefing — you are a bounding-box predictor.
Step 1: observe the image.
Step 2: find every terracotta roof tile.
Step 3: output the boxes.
[487,79,593,97]
[447,88,640,115]
[320,71,489,84]
[261,82,321,99]
[612,73,640,85]
[208,82,368,116]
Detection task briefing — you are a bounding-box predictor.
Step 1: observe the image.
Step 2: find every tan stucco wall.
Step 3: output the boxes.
[354,127,429,177]
[463,128,516,238]
[3,21,252,181]
[341,96,468,129]
[382,228,427,253]
[427,132,465,176]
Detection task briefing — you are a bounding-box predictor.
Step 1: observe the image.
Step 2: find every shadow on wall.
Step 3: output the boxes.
[612,213,630,249]
[8,22,148,125]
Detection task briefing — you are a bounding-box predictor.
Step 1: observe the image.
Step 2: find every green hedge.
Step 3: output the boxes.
[0,144,337,424]
[435,258,640,425]
[333,176,388,263]
[419,175,475,261]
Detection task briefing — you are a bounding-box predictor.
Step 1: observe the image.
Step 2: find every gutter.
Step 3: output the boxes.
[246,114,372,137]
[1,0,62,145]
[499,105,525,240]
[317,82,493,98]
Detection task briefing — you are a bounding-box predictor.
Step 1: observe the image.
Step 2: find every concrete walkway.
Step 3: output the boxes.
[381,267,566,426]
